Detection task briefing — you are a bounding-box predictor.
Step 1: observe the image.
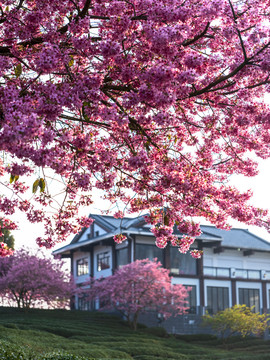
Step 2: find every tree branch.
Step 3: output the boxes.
[182,22,210,47]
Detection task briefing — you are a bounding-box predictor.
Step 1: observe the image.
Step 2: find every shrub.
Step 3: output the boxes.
[202,305,269,341]
[0,340,29,360]
[142,326,168,338]
[35,352,90,360]
[174,333,218,342]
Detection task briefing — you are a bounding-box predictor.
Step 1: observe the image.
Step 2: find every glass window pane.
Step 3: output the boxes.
[135,243,164,265]
[207,287,213,314]
[239,288,260,313]
[254,290,260,313]
[224,288,229,309]
[212,287,218,313]
[207,286,229,314]
[97,252,110,271]
[78,296,90,311]
[76,258,89,276]
[185,285,197,314]
[116,247,128,269]
[170,247,197,275]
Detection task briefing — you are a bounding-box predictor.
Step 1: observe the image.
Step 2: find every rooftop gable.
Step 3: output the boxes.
[53,214,270,255]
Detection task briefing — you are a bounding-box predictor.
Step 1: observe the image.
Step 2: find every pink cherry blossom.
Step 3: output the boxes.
[113,234,127,244]
[0,248,73,307]
[0,0,269,252]
[83,259,188,330]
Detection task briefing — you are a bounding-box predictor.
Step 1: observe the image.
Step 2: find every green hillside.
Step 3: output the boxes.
[0,307,269,360]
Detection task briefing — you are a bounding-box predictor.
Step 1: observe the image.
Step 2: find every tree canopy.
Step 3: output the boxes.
[0,249,72,308]
[0,0,270,252]
[203,305,269,340]
[84,259,188,330]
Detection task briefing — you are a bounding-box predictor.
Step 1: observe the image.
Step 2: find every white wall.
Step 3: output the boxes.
[77,227,91,243]
[204,248,270,272]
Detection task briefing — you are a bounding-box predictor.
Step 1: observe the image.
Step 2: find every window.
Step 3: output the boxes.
[239,288,260,313]
[135,243,164,265]
[116,247,129,269]
[78,295,90,311]
[97,251,110,271]
[207,286,229,314]
[170,247,197,275]
[185,285,197,314]
[76,258,89,276]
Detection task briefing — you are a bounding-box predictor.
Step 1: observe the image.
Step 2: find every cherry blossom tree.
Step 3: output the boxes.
[84,259,188,330]
[0,0,270,254]
[0,249,72,308]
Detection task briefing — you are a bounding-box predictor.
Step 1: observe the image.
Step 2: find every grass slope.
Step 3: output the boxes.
[0,307,269,360]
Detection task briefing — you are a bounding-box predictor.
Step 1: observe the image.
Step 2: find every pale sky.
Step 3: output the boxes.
[11,157,270,255]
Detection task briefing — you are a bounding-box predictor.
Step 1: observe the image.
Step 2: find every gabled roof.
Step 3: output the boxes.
[53,214,270,255]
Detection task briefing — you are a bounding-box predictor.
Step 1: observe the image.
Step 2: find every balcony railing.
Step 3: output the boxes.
[204,266,230,277]
[204,266,264,280]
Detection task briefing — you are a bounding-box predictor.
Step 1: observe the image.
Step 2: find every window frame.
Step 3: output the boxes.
[206,286,229,314]
[184,285,197,314]
[97,251,110,272]
[76,257,89,277]
[135,242,164,265]
[116,246,129,269]
[239,288,260,313]
[78,295,90,311]
[170,246,197,275]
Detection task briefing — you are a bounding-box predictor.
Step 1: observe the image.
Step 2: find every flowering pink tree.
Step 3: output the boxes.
[0,0,270,254]
[84,259,188,330]
[0,249,72,308]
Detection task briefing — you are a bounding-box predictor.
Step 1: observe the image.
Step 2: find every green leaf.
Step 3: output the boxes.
[39,178,46,193]
[10,174,15,184]
[14,64,22,78]
[68,56,74,67]
[14,175,19,182]
[82,102,90,121]
[32,179,40,194]
[164,214,170,226]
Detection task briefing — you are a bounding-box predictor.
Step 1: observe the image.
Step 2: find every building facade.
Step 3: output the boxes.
[53,214,270,333]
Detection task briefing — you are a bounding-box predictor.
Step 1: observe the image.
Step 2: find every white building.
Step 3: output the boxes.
[53,214,270,332]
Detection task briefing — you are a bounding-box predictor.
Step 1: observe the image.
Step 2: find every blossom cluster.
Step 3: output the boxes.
[113,234,127,244]
[0,0,270,251]
[0,242,13,257]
